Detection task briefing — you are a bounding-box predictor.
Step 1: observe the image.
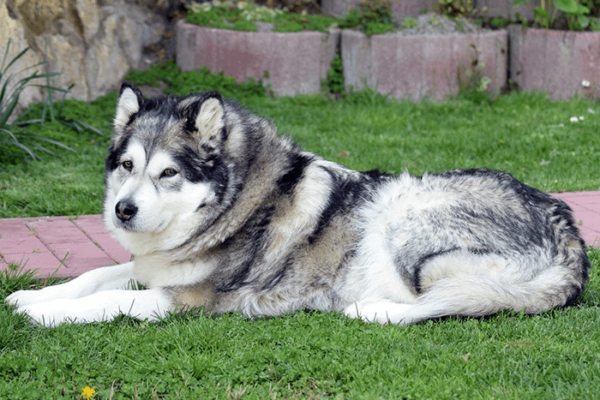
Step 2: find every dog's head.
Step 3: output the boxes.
[103,82,231,254]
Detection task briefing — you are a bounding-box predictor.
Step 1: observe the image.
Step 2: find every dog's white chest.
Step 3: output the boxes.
[134,254,215,288]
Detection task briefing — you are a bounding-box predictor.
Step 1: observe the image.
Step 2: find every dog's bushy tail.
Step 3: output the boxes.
[396,261,588,325]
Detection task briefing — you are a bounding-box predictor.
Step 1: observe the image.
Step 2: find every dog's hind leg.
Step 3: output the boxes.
[6,262,138,308]
[345,253,587,326]
[376,267,584,326]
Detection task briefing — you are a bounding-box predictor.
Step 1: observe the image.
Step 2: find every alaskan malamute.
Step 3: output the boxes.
[7,83,590,327]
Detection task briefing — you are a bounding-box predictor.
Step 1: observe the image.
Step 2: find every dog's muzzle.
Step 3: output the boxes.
[115,200,138,222]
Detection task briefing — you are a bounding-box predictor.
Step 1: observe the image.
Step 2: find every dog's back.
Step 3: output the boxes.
[340,168,590,324]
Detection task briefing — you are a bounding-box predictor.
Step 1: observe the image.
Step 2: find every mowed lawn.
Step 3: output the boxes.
[0,64,599,398]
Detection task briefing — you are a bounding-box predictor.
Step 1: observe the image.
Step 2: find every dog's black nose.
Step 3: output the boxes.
[115,200,138,221]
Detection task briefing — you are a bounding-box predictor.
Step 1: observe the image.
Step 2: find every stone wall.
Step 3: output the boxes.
[176,21,339,97]
[1,0,175,115]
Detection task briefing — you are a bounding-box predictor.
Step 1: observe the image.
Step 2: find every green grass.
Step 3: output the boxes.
[184,0,405,35]
[0,252,599,399]
[1,64,600,398]
[185,2,339,33]
[1,62,600,218]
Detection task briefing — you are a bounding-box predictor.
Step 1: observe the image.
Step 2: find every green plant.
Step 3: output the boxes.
[339,0,396,36]
[437,0,475,18]
[581,0,600,15]
[490,17,512,27]
[186,1,272,31]
[514,0,592,30]
[457,47,493,104]
[185,0,338,33]
[401,16,418,29]
[563,0,593,29]
[273,13,338,32]
[590,16,600,28]
[325,54,345,96]
[0,39,74,160]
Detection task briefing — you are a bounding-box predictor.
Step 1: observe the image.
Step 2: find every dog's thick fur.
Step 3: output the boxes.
[7,83,590,327]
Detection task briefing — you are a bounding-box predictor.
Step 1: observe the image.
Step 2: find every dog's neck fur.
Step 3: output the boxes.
[170,103,302,259]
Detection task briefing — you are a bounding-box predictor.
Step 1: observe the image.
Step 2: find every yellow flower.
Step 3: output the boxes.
[81,386,95,399]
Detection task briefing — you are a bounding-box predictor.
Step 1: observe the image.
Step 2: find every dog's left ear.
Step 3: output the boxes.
[114,82,145,131]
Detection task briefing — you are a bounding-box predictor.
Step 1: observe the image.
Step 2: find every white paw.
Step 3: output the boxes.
[16,300,82,327]
[6,289,50,308]
[12,288,172,327]
[343,300,414,325]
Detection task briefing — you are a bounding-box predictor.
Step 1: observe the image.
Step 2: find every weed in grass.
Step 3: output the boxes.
[324,54,345,96]
[81,386,96,399]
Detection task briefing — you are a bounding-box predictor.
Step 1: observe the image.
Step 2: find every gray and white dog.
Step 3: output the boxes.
[7,82,590,327]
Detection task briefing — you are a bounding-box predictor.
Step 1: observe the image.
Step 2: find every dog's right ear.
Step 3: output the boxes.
[114,82,145,131]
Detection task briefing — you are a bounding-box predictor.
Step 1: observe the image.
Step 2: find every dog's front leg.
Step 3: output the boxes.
[6,262,138,308]
[15,287,173,327]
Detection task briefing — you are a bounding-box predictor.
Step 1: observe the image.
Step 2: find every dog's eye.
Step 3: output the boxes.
[122,160,133,170]
[161,168,177,178]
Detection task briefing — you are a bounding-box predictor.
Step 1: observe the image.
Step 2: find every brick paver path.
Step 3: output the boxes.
[1,191,599,279]
[0,215,130,278]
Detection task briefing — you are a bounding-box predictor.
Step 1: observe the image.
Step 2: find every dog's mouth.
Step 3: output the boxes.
[113,212,168,235]
[113,216,136,231]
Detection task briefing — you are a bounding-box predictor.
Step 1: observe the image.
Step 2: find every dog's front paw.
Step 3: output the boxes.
[6,289,48,308]
[6,282,77,307]
[15,301,74,327]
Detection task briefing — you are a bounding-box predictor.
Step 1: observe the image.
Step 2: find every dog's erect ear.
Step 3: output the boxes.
[183,92,224,138]
[195,94,224,139]
[114,82,145,131]
[179,91,225,145]
[196,96,225,137]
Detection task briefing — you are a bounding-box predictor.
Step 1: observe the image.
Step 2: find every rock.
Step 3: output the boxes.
[0,0,173,116]
[0,0,45,119]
